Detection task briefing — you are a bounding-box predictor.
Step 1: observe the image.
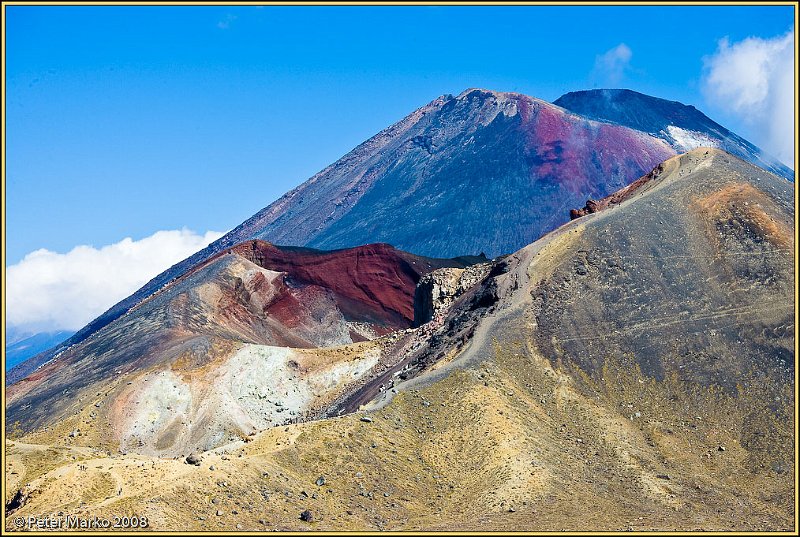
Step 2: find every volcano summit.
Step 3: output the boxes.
[11,87,790,382]
[4,86,795,532]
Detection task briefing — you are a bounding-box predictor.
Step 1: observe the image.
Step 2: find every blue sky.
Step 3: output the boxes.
[4,4,796,333]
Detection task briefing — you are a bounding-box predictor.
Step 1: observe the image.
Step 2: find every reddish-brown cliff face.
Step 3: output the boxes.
[223,241,465,326]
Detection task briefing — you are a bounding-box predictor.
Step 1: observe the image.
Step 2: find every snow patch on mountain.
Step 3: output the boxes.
[665,125,720,152]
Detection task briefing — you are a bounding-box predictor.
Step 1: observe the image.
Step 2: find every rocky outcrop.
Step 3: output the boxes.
[413,263,492,326]
[5,487,30,516]
[570,161,666,220]
[413,269,462,326]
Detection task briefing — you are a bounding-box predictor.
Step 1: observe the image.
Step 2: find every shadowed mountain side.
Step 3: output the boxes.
[230,89,677,257]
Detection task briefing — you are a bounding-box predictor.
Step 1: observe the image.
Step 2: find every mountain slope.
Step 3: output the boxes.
[5,242,478,448]
[8,88,678,379]
[6,149,794,531]
[346,148,794,416]
[17,87,785,386]
[244,89,676,257]
[553,89,794,180]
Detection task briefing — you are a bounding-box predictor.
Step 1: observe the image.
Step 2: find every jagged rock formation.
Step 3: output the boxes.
[569,161,667,219]
[413,263,493,326]
[413,268,462,327]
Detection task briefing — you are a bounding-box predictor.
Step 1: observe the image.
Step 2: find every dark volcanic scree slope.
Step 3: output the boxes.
[238,89,674,257]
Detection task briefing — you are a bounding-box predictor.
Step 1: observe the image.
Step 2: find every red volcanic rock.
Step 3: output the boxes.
[5,240,477,440]
[570,162,666,220]
[226,241,460,326]
[570,200,602,220]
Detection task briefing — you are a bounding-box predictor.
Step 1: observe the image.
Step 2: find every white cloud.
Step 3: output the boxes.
[6,229,224,332]
[702,31,795,168]
[591,43,633,86]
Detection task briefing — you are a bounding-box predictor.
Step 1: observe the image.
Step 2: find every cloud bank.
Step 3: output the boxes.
[591,43,633,87]
[6,229,224,332]
[702,31,795,168]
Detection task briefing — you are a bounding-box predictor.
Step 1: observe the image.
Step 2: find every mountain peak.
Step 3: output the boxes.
[12,87,791,385]
[554,88,793,180]
[456,87,499,98]
[554,88,712,129]
[455,87,544,105]
[563,87,677,100]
